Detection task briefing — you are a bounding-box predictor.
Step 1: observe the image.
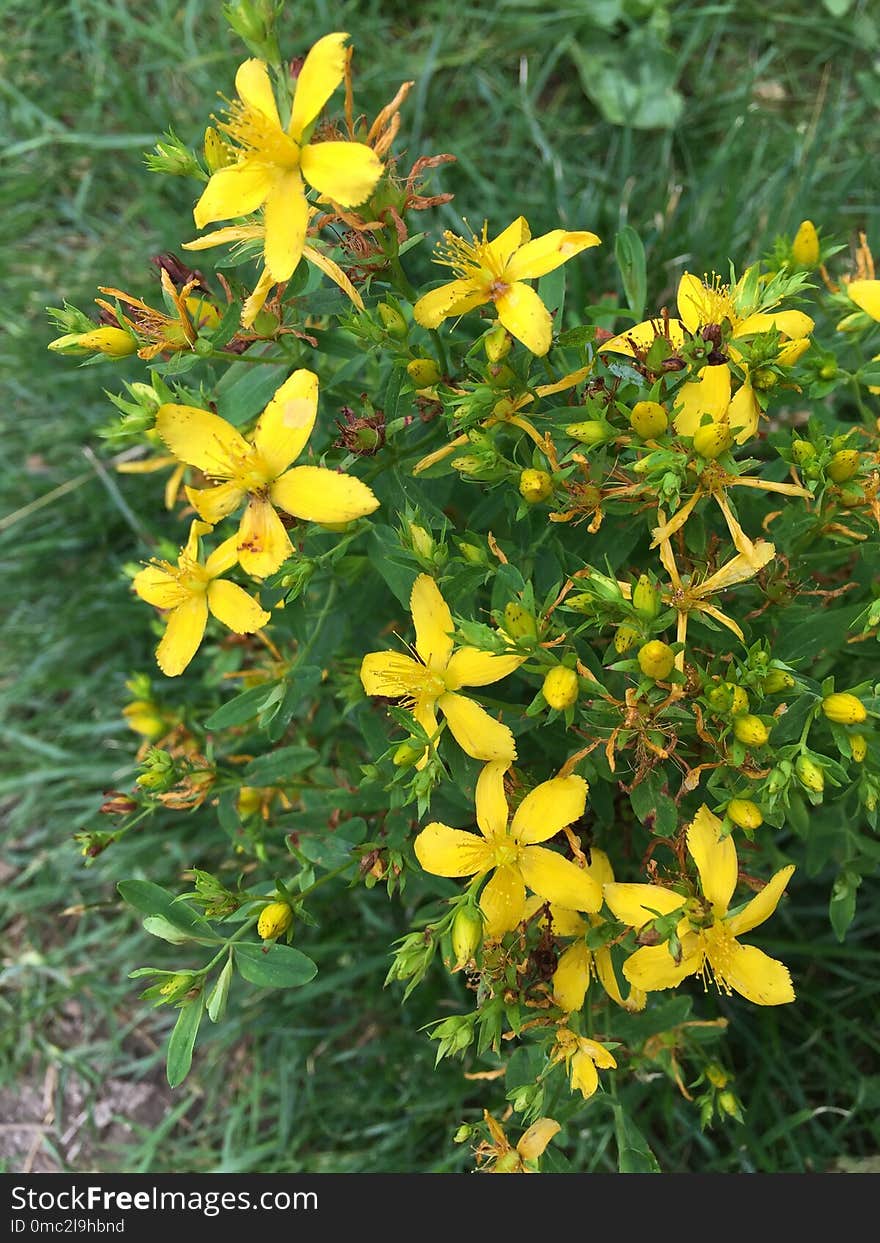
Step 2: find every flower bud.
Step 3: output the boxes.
[763,668,795,694]
[637,640,675,681]
[733,715,770,747]
[487,363,517,388]
[377,301,408,338]
[519,468,553,504]
[407,357,441,387]
[718,1091,743,1121]
[393,741,425,768]
[791,220,820,268]
[795,755,825,793]
[632,574,661,621]
[729,685,750,716]
[751,367,778,391]
[203,126,232,173]
[614,623,640,654]
[827,450,860,483]
[237,786,263,818]
[727,798,763,830]
[565,420,613,446]
[851,734,867,763]
[451,907,483,968]
[706,1063,729,1090]
[457,541,485,565]
[504,601,537,638]
[408,523,434,559]
[543,666,579,710]
[257,901,293,941]
[822,692,867,725]
[791,439,815,465]
[629,400,668,439]
[692,421,733,460]
[484,324,512,363]
[48,326,136,357]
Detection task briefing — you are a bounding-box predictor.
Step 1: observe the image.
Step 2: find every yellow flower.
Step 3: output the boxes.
[95,270,220,361]
[604,805,795,1005]
[602,271,813,443]
[413,216,600,356]
[193,40,383,283]
[413,760,600,937]
[156,369,379,578]
[133,520,271,676]
[524,849,646,1013]
[477,1111,560,1173]
[551,1027,617,1099]
[360,575,522,766]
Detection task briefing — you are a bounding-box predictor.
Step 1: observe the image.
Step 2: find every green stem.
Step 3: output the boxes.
[207,350,291,366]
[430,328,449,377]
[388,257,418,302]
[294,579,338,666]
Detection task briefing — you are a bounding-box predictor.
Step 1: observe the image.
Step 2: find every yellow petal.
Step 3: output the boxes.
[207,579,270,633]
[696,541,774,595]
[156,404,249,476]
[204,534,241,578]
[270,465,379,525]
[622,941,701,992]
[585,847,615,889]
[569,1049,599,1099]
[300,140,383,207]
[444,647,523,690]
[713,941,795,1005]
[552,942,591,1013]
[241,268,276,329]
[505,230,600,282]
[480,863,526,938]
[728,381,760,443]
[846,279,880,321]
[603,882,686,929]
[133,565,187,609]
[263,170,309,282]
[486,217,531,268]
[511,775,588,845]
[438,691,516,763]
[410,574,454,671]
[495,281,553,356]
[252,370,319,478]
[413,278,486,328]
[289,32,349,140]
[236,495,293,577]
[193,161,275,229]
[413,821,492,877]
[687,805,737,912]
[594,945,644,1011]
[672,364,731,436]
[303,244,364,311]
[359,650,426,698]
[600,318,685,357]
[519,845,602,912]
[727,865,795,936]
[412,698,440,770]
[182,224,264,251]
[580,1037,617,1070]
[475,760,509,840]
[155,595,208,677]
[186,481,246,524]
[522,896,586,937]
[516,1118,561,1162]
[676,272,708,332]
[235,58,281,125]
[734,310,814,340]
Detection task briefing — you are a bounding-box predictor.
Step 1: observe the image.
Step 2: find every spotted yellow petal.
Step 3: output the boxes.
[303,244,364,311]
[480,863,526,938]
[412,698,440,770]
[672,364,731,436]
[413,821,492,878]
[289,32,349,141]
[444,647,523,690]
[263,170,309,282]
[156,404,250,477]
[569,1049,599,1098]
[495,281,553,356]
[552,942,591,1013]
[475,760,509,840]
[241,268,276,329]
[603,882,686,929]
[252,370,319,478]
[505,230,600,282]
[155,595,209,677]
[207,579,270,633]
[270,465,378,526]
[600,317,685,357]
[359,650,427,698]
[519,845,602,912]
[727,865,795,937]
[728,380,760,443]
[133,565,187,610]
[438,691,516,763]
[182,224,264,251]
[410,574,454,671]
[846,279,880,321]
[413,278,486,328]
[235,58,281,126]
[687,805,737,913]
[712,940,794,1005]
[511,775,588,845]
[193,161,276,230]
[186,481,246,524]
[622,941,701,992]
[300,140,383,207]
[734,310,814,340]
[236,494,293,578]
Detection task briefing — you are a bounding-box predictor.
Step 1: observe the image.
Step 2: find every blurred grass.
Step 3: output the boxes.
[2,0,879,1173]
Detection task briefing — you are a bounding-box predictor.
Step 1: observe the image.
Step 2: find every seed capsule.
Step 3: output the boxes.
[504,601,537,638]
[519,469,553,504]
[565,420,612,446]
[795,755,825,793]
[543,666,579,710]
[733,715,770,747]
[637,640,675,681]
[257,901,293,941]
[630,400,668,439]
[827,450,860,483]
[614,623,640,654]
[821,692,867,725]
[791,439,815,465]
[727,798,763,830]
[763,669,795,694]
[484,324,512,362]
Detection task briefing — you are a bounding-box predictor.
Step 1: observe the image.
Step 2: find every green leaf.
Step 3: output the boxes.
[367,524,418,609]
[615,226,647,321]
[570,39,684,130]
[166,995,203,1088]
[206,957,234,1024]
[242,744,319,785]
[612,1103,661,1173]
[214,356,289,426]
[203,681,281,730]
[118,880,218,942]
[142,915,192,945]
[538,265,565,333]
[829,869,861,942]
[235,942,318,989]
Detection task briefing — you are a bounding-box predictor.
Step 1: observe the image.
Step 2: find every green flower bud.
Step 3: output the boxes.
[726,799,763,830]
[763,669,795,694]
[614,623,640,654]
[733,715,770,748]
[484,324,512,362]
[504,601,537,638]
[519,468,553,504]
[827,450,860,483]
[791,439,815,465]
[451,907,483,968]
[565,420,612,446]
[407,357,441,387]
[795,755,825,793]
[637,640,675,681]
[632,574,661,620]
[377,301,408,338]
[629,400,668,439]
[851,734,868,763]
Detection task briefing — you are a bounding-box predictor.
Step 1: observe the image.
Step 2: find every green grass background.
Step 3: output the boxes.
[2,0,879,1172]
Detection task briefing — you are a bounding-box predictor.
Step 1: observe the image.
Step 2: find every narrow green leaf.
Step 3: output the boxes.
[118,880,218,941]
[166,996,204,1088]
